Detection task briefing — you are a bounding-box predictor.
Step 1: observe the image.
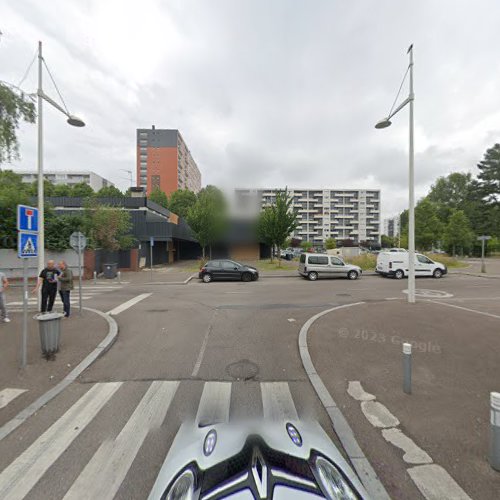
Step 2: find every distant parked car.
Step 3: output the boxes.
[199,259,259,283]
[298,253,362,280]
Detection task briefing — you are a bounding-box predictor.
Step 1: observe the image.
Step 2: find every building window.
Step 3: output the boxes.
[151,175,160,189]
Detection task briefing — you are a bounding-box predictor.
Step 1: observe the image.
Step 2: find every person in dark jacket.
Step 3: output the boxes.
[33,260,60,313]
[58,260,73,318]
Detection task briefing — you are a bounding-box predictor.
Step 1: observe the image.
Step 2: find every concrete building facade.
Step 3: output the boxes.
[136,127,202,196]
[383,215,400,238]
[235,188,381,245]
[17,170,113,190]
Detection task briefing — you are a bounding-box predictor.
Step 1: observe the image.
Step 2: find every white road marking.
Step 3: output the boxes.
[191,310,217,377]
[261,382,298,420]
[0,382,121,500]
[347,381,375,401]
[196,382,231,426]
[106,293,152,315]
[407,464,471,500]
[360,401,400,428]
[0,389,27,409]
[431,300,500,320]
[382,428,432,464]
[64,381,179,500]
[287,318,296,322]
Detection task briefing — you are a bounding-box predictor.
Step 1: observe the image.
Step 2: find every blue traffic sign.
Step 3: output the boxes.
[18,232,38,258]
[17,205,39,232]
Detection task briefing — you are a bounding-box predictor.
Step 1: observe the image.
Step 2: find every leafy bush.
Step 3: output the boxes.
[344,253,377,271]
[425,253,467,268]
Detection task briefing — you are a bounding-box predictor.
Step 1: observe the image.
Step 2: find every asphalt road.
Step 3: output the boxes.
[1,272,499,499]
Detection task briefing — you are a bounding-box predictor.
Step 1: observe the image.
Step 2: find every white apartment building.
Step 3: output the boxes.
[235,188,381,245]
[17,170,114,191]
[383,215,400,238]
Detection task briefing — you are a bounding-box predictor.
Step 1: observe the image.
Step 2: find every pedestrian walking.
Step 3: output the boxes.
[33,260,60,313]
[0,270,10,323]
[58,260,73,317]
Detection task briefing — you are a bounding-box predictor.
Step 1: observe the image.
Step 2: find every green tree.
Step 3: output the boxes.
[325,237,336,250]
[443,210,473,256]
[427,172,473,222]
[45,213,85,251]
[52,184,72,197]
[301,241,313,252]
[83,203,134,251]
[381,235,396,248]
[477,143,500,204]
[0,171,30,248]
[96,185,124,197]
[257,189,298,264]
[25,178,55,197]
[0,83,36,163]
[186,189,227,258]
[168,189,197,218]
[71,182,95,198]
[400,199,443,251]
[149,188,169,208]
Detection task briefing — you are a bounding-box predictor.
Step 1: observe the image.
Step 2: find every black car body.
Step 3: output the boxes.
[199,259,259,282]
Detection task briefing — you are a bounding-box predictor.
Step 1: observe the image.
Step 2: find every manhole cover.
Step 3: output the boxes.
[226,359,259,380]
[403,289,453,299]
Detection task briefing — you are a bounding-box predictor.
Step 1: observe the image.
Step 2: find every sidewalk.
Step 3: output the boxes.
[0,307,109,427]
[306,299,500,499]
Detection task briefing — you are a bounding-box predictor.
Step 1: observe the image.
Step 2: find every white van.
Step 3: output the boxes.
[376,251,447,279]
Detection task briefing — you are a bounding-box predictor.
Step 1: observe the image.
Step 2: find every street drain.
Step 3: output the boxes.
[226,359,259,380]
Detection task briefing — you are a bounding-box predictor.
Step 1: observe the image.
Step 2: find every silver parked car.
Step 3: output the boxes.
[298,253,362,281]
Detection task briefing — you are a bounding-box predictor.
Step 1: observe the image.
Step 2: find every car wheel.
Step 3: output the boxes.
[202,273,212,283]
[394,269,404,279]
[347,270,358,280]
[241,272,252,282]
[433,269,443,279]
[308,271,318,281]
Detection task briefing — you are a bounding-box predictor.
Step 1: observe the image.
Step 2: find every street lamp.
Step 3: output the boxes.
[375,44,415,304]
[36,41,85,278]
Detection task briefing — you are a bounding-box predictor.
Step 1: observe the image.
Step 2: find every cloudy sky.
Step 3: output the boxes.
[1,0,500,217]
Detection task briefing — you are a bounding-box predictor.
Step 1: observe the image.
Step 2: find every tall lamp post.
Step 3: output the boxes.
[36,41,85,277]
[375,44,415,304]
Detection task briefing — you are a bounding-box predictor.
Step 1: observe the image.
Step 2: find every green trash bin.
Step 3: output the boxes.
[35,312,64,356]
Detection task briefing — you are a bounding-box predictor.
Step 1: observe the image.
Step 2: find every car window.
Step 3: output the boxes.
[417,255,432,264]
[222,261,237,270]
[208,261,220,268]
[309,256,328,265]
[330,257,343,265]
[300,254,306,263]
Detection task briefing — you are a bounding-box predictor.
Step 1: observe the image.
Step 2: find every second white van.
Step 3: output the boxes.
[376,252,447,279]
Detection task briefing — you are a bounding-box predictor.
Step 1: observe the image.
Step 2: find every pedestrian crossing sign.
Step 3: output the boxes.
[18,232,38,258]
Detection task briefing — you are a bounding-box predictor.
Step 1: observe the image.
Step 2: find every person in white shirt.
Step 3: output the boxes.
[0,271,10,323]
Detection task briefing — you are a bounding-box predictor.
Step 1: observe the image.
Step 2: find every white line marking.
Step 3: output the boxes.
[0,389,27,409]
[360,401,400,428]
[347,381,375,402]
[407,464,471,500]
[287,318,296,322]
[382,428,432,464]
[191,310,217,377]
[430,300,500,320]
[0,382,121,500]
[106,293,152,315]
[196,382,231,426]
[64,381,178,500]
[261,382,298,420]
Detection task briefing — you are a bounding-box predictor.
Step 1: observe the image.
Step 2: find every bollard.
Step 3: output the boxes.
[490,392,500,471]
[93,271,97,285]
[403,342,412,394]
[117,271,121,284]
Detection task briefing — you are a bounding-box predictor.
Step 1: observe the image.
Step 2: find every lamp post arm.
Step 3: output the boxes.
[387,95,413,121]
[39,90,70,118]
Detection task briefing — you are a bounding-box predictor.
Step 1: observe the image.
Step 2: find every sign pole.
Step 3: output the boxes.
[481,238,486,273]
[150,239,154,282]
[21,258,28,369]
[78,233,83,316]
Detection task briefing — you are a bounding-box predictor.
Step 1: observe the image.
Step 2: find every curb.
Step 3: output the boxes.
[450,271,500,280]
[144,275,196,285]
[0,307,118,442]
[298,302,390,500]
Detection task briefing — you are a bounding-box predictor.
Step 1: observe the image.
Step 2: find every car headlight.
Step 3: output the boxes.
[314,456,358,500]
[166,469,195,500]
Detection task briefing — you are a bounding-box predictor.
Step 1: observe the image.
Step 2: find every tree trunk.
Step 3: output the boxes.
[270,245,274,263]
[209,245,212,259]
[277,246,281,268]
[202,246,206,259]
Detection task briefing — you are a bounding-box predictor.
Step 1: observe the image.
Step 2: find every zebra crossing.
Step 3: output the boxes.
[6,285,124,312]
[0,380,316,500]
